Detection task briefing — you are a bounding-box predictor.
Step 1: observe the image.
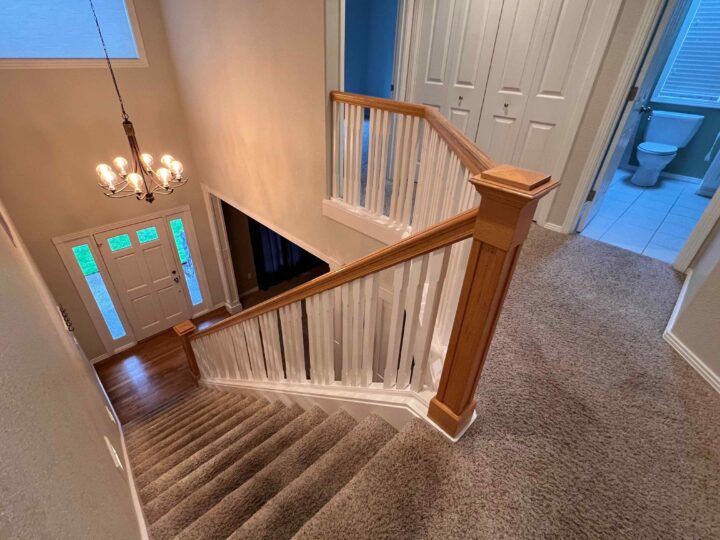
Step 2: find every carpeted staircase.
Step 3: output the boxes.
[124,386,399,539]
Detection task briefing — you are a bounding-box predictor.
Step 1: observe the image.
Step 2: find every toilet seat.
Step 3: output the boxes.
[638,142,677,155]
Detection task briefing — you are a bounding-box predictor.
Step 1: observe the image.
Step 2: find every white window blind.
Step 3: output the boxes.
[0,0,138,60]
[653,0,720,107]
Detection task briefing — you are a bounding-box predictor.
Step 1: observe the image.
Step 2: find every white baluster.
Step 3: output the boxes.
[279,303,304,382]
[350,279,364,387]
[396,255,429,389]
[306,295,321,384]
[360,274,379,387]
[384,261,410,388]
[242,319,267,380]
[229,324,252,379]
[259,312,283,381]
[400,116,421,226]
[365,107,377,210]
[321,290,335,385]
[332,101,341,199]
[388,114,405,221]
[411,247,450,392]
[341,283,353,385]
[374,110,391,215]
[191,339,211,379]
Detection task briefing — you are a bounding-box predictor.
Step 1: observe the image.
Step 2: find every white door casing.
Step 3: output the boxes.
[475,0,622,223]
[576,0,691,231]
[95,218,191,341]
[410,0,503,135]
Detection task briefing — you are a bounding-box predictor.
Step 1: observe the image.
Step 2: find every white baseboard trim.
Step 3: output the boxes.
[540,222,564,234]
[90,353,110,365]
[322,198,407,246]
[201,377,473,442]
[663,269,720,394]
[663,330,720,394]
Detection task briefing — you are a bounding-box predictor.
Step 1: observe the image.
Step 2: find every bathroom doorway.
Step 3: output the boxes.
[577,0,720,264]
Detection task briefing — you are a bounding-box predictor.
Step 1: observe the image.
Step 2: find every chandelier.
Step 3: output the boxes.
[90,0,187,203]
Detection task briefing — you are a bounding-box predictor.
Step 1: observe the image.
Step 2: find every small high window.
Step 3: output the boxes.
[653,0,720,108]
[0,0,140,61]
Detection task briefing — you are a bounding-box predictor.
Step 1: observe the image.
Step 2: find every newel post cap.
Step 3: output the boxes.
[470,164,558,203]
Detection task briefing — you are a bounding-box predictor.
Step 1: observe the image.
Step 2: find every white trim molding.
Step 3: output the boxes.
[0,0,148,70]
[663,270,720,394]
[202,377,473,443]
[322,198,407,246]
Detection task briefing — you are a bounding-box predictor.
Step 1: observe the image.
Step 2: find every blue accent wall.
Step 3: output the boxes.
[344,0,398,98]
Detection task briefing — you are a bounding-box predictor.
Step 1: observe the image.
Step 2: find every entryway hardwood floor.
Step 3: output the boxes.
[95,308,229,424]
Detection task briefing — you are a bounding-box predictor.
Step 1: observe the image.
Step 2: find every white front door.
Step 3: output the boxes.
[95,218,191,341]
[410,0,503,135]
[475,0,621,220]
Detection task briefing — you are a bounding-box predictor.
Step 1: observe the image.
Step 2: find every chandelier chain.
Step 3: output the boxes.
[89,0,129,120]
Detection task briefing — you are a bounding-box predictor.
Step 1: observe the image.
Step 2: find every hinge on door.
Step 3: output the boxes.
[390,83,395,92]
[626,85,639,102]
[586,189,597,202]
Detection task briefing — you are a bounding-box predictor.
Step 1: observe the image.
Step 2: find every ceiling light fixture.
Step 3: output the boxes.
[90,0,187,203]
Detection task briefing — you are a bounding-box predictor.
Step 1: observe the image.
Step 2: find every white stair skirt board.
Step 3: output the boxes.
[200,378,475,443]
[322,198,408,245]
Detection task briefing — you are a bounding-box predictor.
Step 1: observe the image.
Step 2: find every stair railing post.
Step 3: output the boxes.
[427,165,558,438]
[174,320,199,378]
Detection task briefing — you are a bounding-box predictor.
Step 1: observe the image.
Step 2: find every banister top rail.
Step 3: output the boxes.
[190,207,480,340]
[330,90,496,175]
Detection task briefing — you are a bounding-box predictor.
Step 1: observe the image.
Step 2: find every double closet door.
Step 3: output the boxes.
[411,0,620,205]
[95,218,191,341]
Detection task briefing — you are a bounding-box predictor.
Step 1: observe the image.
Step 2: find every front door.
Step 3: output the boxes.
[95,218,191,341]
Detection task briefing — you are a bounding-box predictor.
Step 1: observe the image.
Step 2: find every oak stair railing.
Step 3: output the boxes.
[175,92,558,440]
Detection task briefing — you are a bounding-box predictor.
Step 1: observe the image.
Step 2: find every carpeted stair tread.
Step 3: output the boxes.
[177,409,358,539]
[233,413,397,540]
[128,392,243,455]
[124,387,208,435]
[143,402,303,525]
[125,388,214,439]
[292,418,442,540]
[131,396,255,475]
[127,389,228,449]
[149,406,327,540]
[140,400,284,503]
[135,398,268,489]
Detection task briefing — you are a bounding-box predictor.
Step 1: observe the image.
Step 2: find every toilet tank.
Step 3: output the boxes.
[645,110,704,148]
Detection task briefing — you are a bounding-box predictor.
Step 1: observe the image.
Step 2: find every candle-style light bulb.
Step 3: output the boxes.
[160,154,174,168]
[141,153,154,167]
[100,170,118,188]
[113,156,129,175]
[127,172,142,192]
[169,160,183,177]
[156,167,172,187]
[96,163,112,177]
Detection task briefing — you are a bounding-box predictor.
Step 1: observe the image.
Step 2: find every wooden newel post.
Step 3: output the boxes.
[173,320,199,378]
[428,165,558,438]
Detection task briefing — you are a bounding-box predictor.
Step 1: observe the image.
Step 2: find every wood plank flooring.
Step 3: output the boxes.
[95,308,229,424]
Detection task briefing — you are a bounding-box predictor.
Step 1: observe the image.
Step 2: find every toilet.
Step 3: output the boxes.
[631,110,704,187]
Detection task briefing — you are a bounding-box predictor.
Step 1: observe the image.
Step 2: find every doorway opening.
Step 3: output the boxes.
[221,202,330,308]
[578,0,720,264]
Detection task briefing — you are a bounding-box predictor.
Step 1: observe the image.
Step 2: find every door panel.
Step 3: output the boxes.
[96,218,191,341]
[411,0,503,136]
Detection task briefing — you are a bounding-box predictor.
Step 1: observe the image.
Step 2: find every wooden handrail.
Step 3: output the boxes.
[330,91,496,174]
[190,207,480,341]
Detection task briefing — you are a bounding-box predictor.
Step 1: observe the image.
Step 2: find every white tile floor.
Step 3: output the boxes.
[581,169,711,263]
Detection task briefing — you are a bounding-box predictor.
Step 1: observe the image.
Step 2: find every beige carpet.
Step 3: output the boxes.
[125,226,720,538]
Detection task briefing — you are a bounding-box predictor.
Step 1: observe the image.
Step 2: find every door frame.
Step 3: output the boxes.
[53,205,213,354]
[560,0,668,234]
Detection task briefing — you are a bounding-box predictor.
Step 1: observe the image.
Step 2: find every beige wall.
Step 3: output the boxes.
[547,0,651,227]
[159,0,382,269]
[670,222,720,383]
[0,199,141,539]
[0,0,224,359]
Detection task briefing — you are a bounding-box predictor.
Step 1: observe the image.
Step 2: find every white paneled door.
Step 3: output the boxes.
[410,0,503,135]
[95,218,191,341]
[411,0,621,220]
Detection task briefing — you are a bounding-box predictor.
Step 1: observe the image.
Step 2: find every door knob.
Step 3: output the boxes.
[639,105,652,113]
[173,277,180,283]
[171,270,177,274]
